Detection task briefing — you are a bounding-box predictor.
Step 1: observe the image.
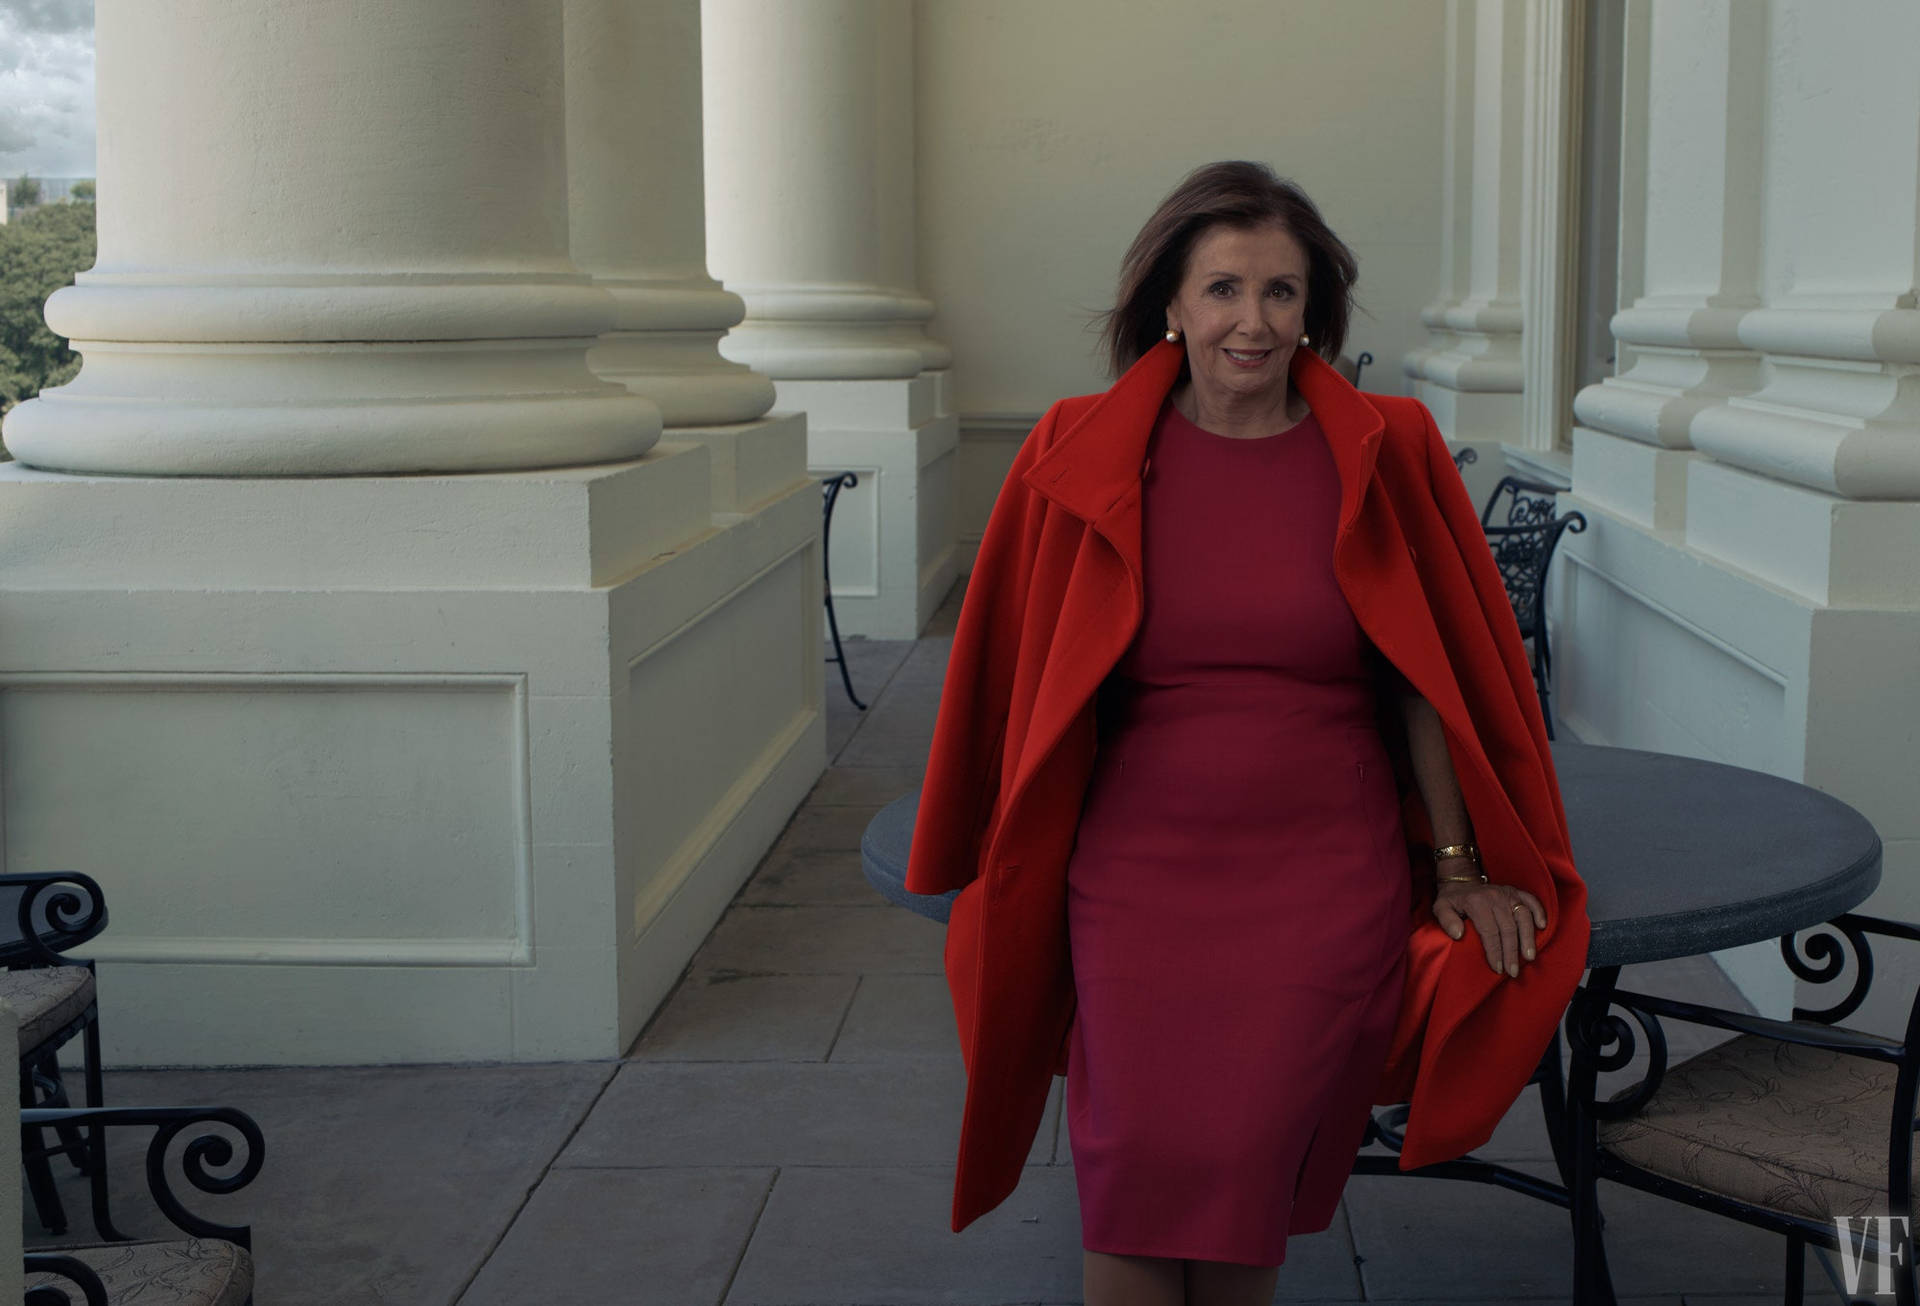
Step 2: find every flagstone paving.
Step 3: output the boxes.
[23,583,1861,1302]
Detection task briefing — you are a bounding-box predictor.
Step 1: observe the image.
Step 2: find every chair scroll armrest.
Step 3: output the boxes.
[23,1253,108,1306]
[23,1254,108,1306]
[1608,987,1906,1063]
[23,1106,265,1249]
[0,872,108,966]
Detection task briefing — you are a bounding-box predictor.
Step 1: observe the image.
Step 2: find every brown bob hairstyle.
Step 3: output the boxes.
[1100,161,1359,377]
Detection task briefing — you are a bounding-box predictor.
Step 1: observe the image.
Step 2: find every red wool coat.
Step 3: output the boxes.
[905,339,1590,1233]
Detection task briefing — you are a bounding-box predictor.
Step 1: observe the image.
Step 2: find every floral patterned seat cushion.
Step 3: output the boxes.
[1598,1032,1900,1221]
[0,964,95,1053]
[26,1238,252,1306]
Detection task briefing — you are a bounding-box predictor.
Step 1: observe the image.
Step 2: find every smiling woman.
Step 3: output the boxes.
[1163,223,1313,438]
[910,160,1584,1306]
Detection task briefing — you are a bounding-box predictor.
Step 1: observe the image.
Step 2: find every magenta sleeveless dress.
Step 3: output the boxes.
[1063,398,1412,1267]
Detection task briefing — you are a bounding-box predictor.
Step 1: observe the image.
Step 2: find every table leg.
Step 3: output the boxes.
[1567,965,1622,1306]
[1532,1025,1574,1193]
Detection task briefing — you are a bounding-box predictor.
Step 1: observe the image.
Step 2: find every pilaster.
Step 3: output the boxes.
[1404,0,1528,445]
[1555,0,1920,1021]
[0,0,820,1064]
[702,0,959,636]
[2,0,656,476]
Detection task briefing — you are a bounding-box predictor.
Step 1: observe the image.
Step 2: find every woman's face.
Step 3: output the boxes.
[1164,221,1310,410]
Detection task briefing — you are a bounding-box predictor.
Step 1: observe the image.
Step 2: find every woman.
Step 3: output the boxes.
[906,162,1587,1306]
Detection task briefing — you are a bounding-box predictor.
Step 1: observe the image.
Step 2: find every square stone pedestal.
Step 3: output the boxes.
[777,373,959,639]
[0,415,822,1065]
[1553,457,1920,1023]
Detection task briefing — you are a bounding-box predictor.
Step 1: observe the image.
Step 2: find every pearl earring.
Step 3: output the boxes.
[1299,333,1311,346]
[1165,329,1181,343]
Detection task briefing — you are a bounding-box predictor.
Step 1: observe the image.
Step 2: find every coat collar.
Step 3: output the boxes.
[1021,338,1388,539]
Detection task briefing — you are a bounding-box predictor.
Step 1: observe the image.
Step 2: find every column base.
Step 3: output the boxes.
[1411,377,1526,446]
[0,421,822,1064]
[1571,425,1697,533]
[776,373,959,639]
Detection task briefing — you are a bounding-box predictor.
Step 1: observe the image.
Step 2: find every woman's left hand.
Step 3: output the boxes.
[1433,880,1546,979]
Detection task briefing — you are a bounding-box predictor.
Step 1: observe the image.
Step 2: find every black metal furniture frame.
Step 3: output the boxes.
[1567,913,1920,1306]
[3,871,112,1240]
[1353,1032,1576,1210]
[1478,476,1587,738]
[23,1103,264,1305]
[821,471,867,710]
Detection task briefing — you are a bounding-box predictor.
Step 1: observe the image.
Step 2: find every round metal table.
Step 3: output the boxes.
[861,740,1884,1304]
[859,741,1883,969]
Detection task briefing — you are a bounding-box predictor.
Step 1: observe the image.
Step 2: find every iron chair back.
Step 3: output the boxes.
[1477,476,1587,737]
[2,872,114,1241]
[1568,913,1920,1304]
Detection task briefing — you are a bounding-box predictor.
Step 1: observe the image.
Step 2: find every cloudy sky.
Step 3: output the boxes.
[0,0,95,178]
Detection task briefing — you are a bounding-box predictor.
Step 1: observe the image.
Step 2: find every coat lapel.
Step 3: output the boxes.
[1025,340,1393,569]
[1005,340,1413,815]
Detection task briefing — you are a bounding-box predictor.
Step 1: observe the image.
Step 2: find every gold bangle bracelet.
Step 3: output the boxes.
[1431,843,1480,863]
[1436,872,1488,884]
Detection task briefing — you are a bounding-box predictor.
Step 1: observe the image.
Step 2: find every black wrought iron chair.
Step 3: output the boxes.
[23,1103,264,1305]
[1453,445,1477,472]
[1354,1030,1577,1211]
[1477,476,1587,738]
[2,871,112,1238]
[820,471,867,711]
[1567,914,1920,1305]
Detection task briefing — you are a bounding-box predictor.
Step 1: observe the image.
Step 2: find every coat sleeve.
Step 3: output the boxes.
[1382,401,1590,1168]
[904,403,1061,897]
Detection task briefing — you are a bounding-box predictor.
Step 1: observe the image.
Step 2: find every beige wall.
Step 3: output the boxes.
[916,0,1449,420]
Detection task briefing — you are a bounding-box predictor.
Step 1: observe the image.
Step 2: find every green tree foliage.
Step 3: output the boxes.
[70,179,94,202]
[0,200,96,423]
[8,174,42,208]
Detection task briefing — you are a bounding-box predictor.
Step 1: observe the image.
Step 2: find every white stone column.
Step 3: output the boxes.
[565,0,774,428]
[1568,0,1766,532]
[1516,0,1586,460]
[2,0,657,476]
[1554,0,1920,1018]
[0,0,822,1066]
[702,0,959,638]
[1403,0,1529,455]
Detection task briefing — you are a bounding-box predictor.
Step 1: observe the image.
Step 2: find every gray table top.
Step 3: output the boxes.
[859,741,1883,970]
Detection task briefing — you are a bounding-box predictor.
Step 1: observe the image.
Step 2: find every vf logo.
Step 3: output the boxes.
[1835,1216,1912,1296]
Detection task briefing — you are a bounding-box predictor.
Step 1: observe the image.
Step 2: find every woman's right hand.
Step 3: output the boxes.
[1432,879,1546,979]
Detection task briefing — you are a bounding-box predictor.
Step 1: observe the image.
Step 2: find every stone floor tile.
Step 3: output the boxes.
[1594,1172,1808,1298]
[830,635,915,690]
[767,804,886,856]
[1345,1158,1789,1299]
[806,764,925,807]
[1032,1077,1062,1168]
[831,973,959,1061]
[26,1063,615,1306]
[559,1060,966,1168]
[1343,1164,1579,1299]
[890,637,954,686]
[1278,1300,1678,1306]
[742,848,888,907]
[864,675,946,722]
[1469,1089,1564,1163]
[458,1167,773,1306]
[723,1166,1084,1305]
[837,722,939,769]
[691,904,946,975]
[630,974,859,1062]
[925,582,965,635]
